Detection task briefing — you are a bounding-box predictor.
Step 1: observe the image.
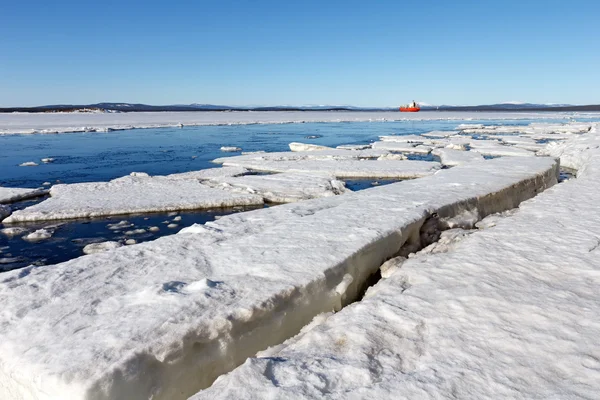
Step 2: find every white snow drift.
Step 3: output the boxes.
[0,156,558,400]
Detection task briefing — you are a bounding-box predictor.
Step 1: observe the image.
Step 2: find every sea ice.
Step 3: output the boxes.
[83,241,123,255]
[4,174,264,223]
[220,146,242,152]
[421,130,458,138]
[0,156,558,400]
[19,161,38,167]
[377,135,429,143]
[372,141,432,154]
[22,228,53,242]
[41,158,55,163]
[0,187,48,204]
[432,148,485,166]
[1,111,576,135]
[335,144,371,150]
[468,139,535,157]
[165,166,249,181]
[192,125,600,400]
[212,148,389,164]
[288,142,332,152]
[0,227,29,237]
[220,159,441,179]
[203,172,346,203]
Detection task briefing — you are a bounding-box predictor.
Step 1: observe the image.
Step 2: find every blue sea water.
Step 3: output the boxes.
[0,116,597,271]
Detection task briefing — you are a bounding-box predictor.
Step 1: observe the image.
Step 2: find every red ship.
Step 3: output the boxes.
[399,100,420,112]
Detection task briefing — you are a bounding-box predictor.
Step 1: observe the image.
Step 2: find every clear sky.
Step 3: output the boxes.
[1,0,599,107]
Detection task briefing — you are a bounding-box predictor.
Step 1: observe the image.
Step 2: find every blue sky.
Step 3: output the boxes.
[1,0,599,107]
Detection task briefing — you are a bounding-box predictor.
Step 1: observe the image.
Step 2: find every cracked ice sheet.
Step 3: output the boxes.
[212,148,389,164]
[0,187,47,204]
[431,148,484,166]
[194,127,600,400]
[3,174,263,223]
[202,172,346,203]
[0,156,558,400]
[220,159,441,179]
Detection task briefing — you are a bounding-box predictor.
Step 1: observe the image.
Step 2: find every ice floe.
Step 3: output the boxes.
[22,228,53,242]
[220,146,242,152]
[83,241,123,255]
[203,172,346,203]
[432,147,485,166]
[371,141,432,154]
[212,148,388,164]
[4,174,264,223]
[0,156,558,400]
[0,227,29,237]
[220,159,441,179]
[335,144,371,150]
[19,161,38,167]
[288,142,332,151]
[0,187,48,204]
[166,166,249,181]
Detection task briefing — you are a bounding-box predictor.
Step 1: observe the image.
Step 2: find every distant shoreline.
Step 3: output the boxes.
[2,103,600,113]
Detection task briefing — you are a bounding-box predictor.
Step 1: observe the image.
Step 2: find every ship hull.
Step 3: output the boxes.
[399,107,421,112]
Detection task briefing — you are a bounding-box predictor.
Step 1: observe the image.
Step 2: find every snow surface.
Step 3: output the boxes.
[220,159,441,179]
[18,161,38,167]
[431,148,485,166]
[0,111,588,135]
[3,174,264,223]
[193,125,600,400]
[0,156,557,400]
[0,187,47,204]
[201,172,346,203]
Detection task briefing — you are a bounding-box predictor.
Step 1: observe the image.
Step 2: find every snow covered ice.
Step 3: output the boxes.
[3,173,264,223]
[0,187,47,204]
[0,155,558,400]
[193,124,600,400]
[217,159,441,179]
[200,172,346,203]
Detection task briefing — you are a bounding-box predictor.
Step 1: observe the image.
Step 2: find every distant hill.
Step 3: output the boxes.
[1,102,599,113]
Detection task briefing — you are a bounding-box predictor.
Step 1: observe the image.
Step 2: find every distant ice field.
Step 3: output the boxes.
[2,110,599,136]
